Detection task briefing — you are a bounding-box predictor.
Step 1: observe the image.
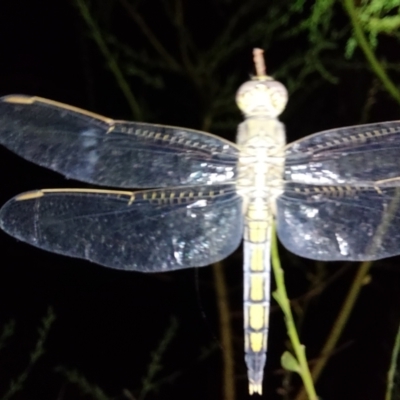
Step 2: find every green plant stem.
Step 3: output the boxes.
[386,321,400,400]
[271,227,318,400]
[75,0,143,119]
[342,0,400,105]
[295,260,372,400]
[296,3,400,398]
[213,262,235,400]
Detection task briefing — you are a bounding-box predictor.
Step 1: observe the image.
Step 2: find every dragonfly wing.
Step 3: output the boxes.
[0,95,238,188]
[285,121,400,185]
[0,185,243,271]
[276,181,400,261]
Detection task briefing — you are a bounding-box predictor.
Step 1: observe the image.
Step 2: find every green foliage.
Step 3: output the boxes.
[137,317,178,400]
[345,0,400,58]
[281,351,301,373]
[56,368,112,400]
[296,0,400,60]
[0,308,55,400]
[57,317,179,400]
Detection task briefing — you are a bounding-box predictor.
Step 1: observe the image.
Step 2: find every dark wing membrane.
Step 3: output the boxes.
[0,95,238,188]
[0,185,243,271]
[276,181,400,261]
[285,121,400,185]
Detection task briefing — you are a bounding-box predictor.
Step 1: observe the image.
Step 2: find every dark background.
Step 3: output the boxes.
[0,0,400,399]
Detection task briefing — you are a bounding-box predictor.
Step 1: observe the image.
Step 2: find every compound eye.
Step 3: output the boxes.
[270,89,287,115]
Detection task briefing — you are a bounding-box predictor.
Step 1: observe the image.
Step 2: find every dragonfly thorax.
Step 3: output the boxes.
[236,118,286,209]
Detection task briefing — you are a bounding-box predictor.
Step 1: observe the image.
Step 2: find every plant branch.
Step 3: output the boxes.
[118,0,181,71]
[76,0,143,119]
[295,261,372,400]
[1,308,55,400]
[213,262,235,400]
[271,227,318,400]
[342,0,400,105]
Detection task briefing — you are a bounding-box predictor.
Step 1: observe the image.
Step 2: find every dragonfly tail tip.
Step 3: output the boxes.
[249,382,263,395]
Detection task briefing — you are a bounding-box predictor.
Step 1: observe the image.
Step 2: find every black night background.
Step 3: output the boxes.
[0,1,399,399]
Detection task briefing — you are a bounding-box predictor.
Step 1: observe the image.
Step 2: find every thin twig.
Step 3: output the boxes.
[295,261,372,400]
[76,0,143,119]
[118,0,181,71]
[212,262,235,400]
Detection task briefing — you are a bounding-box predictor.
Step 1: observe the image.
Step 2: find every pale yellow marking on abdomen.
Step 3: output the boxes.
[247,220,269,242]
[249,332,264,352]
[249,304,265,330]
[250,275,265,301]
[249,245,264,271]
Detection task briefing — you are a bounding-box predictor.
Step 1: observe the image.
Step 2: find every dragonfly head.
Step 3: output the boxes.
[235,76,288,118]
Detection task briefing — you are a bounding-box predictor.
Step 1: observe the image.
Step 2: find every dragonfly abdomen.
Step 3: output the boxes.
[243,199,273,395]
[235,95,286,394]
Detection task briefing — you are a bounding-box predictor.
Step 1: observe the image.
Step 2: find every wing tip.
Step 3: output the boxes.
[0,94,115,125]
[15,190,44,201]
[1,95,35,104]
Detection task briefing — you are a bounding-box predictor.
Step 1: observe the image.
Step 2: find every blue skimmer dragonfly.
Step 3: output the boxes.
[1,50,400,395]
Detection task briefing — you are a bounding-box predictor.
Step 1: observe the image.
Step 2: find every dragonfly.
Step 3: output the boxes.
[1,49,400,395]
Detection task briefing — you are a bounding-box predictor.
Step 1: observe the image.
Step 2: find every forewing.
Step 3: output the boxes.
[0,185,243,271]
[0,95,238,188]
[285,121,400,185]
[276,181,400,261]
